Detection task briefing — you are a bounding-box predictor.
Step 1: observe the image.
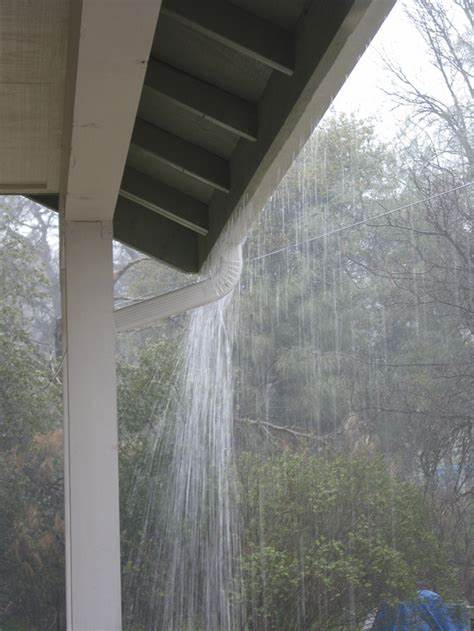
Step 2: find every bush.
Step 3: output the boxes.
[239,450,459,630]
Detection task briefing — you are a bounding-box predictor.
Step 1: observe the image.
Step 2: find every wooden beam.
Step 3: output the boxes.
[144,60,257,141]
[28,194,60,212]
[161,0,293,75]
[120,167,209,235]
[27,193,200,271]
[131,119,230,193]
[60,0,163,221]
[61,220,121,630]
[114,196,199,272]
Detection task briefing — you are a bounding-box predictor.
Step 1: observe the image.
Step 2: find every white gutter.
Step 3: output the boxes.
[114,244,243,332]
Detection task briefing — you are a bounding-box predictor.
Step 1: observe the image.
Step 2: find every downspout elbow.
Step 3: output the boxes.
[114,245,243,332]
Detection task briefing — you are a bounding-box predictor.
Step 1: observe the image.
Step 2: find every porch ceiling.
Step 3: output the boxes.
[0,1,69,194]
[2,0,396,273]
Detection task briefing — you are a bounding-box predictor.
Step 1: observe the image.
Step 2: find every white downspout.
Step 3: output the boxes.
[114,244,243,332]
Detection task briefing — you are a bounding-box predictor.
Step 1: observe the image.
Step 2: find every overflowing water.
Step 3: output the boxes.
[123,289,243,630]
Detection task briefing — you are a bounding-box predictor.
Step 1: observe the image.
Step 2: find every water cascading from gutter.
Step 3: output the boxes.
[120,221,248,628]
[114,244,243,331]
[113,198,255,331]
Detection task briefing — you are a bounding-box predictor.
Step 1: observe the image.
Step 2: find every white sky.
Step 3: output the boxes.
[332,0,448,139]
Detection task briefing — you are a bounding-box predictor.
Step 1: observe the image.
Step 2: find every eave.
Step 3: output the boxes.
[1,0,396,273]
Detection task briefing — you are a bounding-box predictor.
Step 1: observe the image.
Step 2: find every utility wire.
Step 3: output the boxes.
[250,180,473,263]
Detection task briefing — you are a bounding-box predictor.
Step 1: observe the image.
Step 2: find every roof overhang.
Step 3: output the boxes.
[1,0,396,272]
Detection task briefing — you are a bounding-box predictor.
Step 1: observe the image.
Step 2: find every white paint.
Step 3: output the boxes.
[62,0,163,221]
[115,245,243,332]
[0,0,69,193]
[61,220,122,630]
[58,5,164,624]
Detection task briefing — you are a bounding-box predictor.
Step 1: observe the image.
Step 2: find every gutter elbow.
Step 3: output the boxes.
[114,244,243,332]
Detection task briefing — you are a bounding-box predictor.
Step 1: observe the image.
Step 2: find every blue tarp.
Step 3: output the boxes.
[372,590,469,630]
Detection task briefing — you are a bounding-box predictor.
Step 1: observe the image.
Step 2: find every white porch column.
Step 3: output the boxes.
[61,219,121,630]
[57,2,162,626]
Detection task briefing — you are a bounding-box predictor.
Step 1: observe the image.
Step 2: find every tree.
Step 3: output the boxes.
[239,450,458,630]
[0,196,187,626]
[375,0,474,596]
[236,114,401,436]
[235,0,473,602]
[384,0,473,178]
[0,199,64,628]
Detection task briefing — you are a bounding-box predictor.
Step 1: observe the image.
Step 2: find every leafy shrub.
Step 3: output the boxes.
[239,450,459,630]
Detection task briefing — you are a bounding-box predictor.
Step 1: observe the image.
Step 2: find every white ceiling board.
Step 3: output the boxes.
[61,1,163,221]
[0,0,68,82]
[0,84,49,189]
[0,0,69,193]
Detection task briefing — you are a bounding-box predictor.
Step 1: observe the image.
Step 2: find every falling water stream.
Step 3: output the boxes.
[124,284,243,630]
[158,297,242,630]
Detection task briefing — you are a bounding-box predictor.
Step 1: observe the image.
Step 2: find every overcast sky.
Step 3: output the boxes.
[332,0,447,139]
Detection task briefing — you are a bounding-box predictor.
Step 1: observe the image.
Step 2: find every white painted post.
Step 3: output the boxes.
[61,220,122,630]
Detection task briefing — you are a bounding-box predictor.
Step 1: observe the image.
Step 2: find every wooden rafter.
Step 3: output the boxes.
[144,60,258,141]
[161,0,294,75]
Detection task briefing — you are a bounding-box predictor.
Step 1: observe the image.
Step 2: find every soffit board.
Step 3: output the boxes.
[0,0,69,194]
[25,0,396,272]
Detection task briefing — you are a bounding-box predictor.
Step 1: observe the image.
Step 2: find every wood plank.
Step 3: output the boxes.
[161,0,293,75]
[114,196,199,272]
[144,59,257,141]
[138,87,237,159]
[0,1,68,193]
[60,0,163,220]
[131,119,230,193]
[28,193,200,272]
[154,13,270,103]
[120,167,209,235]
[27,194,60,212]
[61,220,121,631]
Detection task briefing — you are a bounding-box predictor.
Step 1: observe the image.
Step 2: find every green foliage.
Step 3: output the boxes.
[117,336,178,599]
[0,201,64,628]
[0,431,65,629]
[237,103,473,601]
[239,450,459,630]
